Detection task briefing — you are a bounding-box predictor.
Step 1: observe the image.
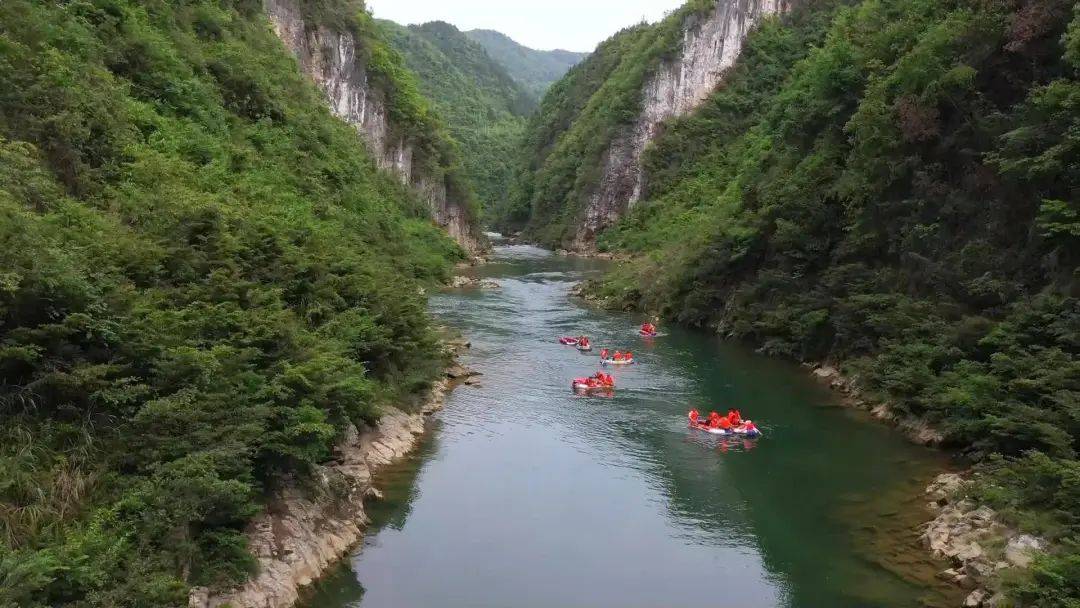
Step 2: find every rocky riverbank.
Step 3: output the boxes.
[808,366,1049,608]
[189,344,477,608]
[448,275,501,289]
[921,473,1046,607]
[808,364,944,446]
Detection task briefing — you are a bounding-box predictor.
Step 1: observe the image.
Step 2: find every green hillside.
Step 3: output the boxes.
[465,28,589,100]
[500,1,715,241]
[0,0,466,605]
[558,0,1079,603]
[380,20,533,222]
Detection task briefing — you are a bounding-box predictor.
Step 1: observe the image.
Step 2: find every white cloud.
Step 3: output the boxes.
[365,0,686,52]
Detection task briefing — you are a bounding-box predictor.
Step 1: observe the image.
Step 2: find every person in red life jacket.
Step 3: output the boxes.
[688,409,700,424]
[625,351,633,361]
[600,348,610,360]
[727,409,742,426]
[642,322,656,334]
[613,351,624,361]
[718,416,733,430]
[708,411,721,427]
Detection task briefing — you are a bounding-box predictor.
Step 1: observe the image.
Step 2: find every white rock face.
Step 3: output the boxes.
[263,0,485,255]
[574,0,790,249]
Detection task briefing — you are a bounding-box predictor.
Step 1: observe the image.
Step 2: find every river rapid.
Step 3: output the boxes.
[304,244,963,608]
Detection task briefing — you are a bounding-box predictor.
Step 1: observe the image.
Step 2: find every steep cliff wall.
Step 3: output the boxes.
[574,0,788,249]
[264,0,486,255]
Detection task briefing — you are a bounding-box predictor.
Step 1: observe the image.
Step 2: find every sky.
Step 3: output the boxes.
[364,0,687,53]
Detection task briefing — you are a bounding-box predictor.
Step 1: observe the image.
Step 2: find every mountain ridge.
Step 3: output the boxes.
[465,28,590,99]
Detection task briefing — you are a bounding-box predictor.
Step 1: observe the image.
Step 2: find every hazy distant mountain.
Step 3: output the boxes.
[465,29,589,99]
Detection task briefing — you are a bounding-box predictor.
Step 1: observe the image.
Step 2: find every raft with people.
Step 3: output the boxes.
[576,337,593,351]
[599,348,634,365]
[640,322,658,337]
[687,408,761,438]
[572,371,615,393]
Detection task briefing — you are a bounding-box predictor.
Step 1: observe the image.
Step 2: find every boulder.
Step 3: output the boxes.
[448,276,499,289]
[969,506,995,524]
[955,542,985,562]
[1004,534,1045,568]
[937,568,961,581]
[955,574,978,591]
[964,589,988,607]
[926,473,964,503]
[446,364,479,379]
[964,558,994,580]
[812,366,839,380]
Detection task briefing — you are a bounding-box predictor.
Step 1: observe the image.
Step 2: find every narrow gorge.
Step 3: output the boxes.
[1,1,1076,608]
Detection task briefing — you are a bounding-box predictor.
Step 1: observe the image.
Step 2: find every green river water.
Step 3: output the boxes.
[304,244,963,608]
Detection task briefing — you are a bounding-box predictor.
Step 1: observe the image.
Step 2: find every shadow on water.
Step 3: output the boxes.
[303,245,964,608]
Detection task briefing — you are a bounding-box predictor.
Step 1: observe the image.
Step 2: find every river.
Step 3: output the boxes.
[304,244,962,608]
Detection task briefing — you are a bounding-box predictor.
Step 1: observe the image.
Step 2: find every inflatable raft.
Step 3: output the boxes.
[559,337,579,345]
[688,421,761,438]
[572,378,614,392]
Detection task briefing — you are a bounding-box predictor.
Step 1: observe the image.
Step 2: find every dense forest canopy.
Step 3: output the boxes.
[379,19,534,222]
[0,0,465,605]
[521,0,1078,603]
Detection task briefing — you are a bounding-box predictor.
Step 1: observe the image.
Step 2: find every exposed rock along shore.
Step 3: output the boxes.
[189,346,478,608]
[921,473,1047,608]
[808,365,1049,608]
[808,364,944,446]
[448,275,501,290]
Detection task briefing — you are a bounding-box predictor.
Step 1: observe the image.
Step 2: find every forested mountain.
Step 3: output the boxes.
[379,20,534,220]
[465,29,589,100]
[0,0,469,605]
[516,0,1080,603]
[502,0,786,246]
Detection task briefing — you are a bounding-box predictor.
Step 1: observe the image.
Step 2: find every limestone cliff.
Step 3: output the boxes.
[574,0,789,249]
[263,0,486,255]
